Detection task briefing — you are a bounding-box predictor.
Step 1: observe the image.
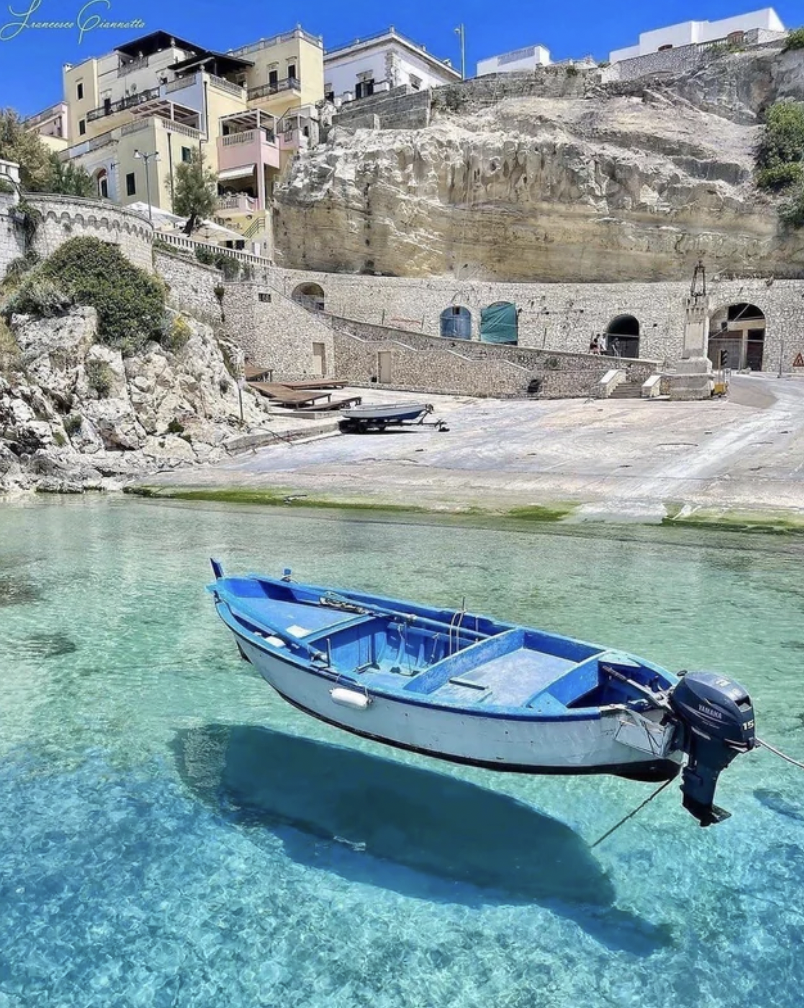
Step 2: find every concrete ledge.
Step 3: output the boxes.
[224,424,338,454]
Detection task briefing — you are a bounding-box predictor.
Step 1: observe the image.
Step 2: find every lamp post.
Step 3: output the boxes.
[133,148,159,224]
[454,24,466,80]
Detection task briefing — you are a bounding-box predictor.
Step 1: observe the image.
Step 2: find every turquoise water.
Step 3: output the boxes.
[2,497,804,1007]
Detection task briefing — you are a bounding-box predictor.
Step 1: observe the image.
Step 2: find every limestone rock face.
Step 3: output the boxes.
[0,310,272,494]
[274,46,804,282]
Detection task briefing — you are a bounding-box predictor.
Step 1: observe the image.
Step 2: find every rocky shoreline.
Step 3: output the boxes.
[0,306,274,495]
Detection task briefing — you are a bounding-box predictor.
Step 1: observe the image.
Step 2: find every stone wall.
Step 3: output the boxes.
[27,195,153,274]
[604,32,787,84]
[154,251,224,328]
[330,87,431,134]
[0,192,25,279]
[270,266,804,374]
[331,316,656,397]
[221,281,336,380]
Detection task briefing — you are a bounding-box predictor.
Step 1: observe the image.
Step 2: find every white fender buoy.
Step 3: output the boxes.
[330,687,371,710]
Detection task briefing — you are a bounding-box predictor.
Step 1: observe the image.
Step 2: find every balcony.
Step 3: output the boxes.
[247,76,301,101]
[217,128,280,173]
[217,193,259,213]
[118,54,149,76]
[87,88,160,122]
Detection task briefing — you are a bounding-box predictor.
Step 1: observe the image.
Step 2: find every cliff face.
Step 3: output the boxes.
[274,45,804,282]
[0,308,269,494]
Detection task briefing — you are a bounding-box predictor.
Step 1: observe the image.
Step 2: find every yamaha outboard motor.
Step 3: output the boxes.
[669,671,756,826]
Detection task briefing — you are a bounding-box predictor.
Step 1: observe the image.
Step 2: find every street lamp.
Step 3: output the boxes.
[133,148,159,224]
[454,24,466,80]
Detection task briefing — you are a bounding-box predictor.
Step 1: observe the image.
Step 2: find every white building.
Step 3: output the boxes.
[476,45,551,76]
[323,28,461,105]
[610,7,785,62]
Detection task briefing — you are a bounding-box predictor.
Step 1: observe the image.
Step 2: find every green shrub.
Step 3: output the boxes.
[2,274,72,319]
[194,246,217,266]
[217,254,240,280]
[780,188,804,228]
[3,249,40,285]
[755,102,804,180]
[164,314,192,352]
[86,359,115,398]
[756,163,804,190]
[0,317,21,374]
[213,285,225,303]
[64,413,83,436]
[166,419,185,435]
[0,178,14,194]
[218,376,231,394]
[12,199,42,250]
[38,237,166,354]
[784,27,804,51]
[53,431,66,447]
[565,65,579,77]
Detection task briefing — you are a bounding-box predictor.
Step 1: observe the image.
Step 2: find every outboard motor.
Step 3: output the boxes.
[669,671,756,826]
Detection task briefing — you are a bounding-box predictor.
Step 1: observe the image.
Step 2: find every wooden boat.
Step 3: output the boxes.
[208,564,757,825]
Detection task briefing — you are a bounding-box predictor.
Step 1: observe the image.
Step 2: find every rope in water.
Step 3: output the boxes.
[757,737,804,771]
[590,777,675,850]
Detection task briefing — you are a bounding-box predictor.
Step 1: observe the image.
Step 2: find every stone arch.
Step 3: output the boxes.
[480,301,518,344]
[440,305,472,339]
[708,303,766,371]
[291,282,325,312]
[605,314,640,358]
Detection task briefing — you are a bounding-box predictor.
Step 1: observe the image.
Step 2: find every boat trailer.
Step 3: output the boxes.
[339,403,449,434]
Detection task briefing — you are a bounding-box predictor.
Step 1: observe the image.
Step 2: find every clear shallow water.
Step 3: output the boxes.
[2,497,804,1007]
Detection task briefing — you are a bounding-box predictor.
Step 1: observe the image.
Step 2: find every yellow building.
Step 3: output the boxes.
[26,27,324,254]
[22,102,70,153]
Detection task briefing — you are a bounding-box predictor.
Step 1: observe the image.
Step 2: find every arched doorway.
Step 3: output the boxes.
[96,168,108,199]
[480,302,518,344]
[605,315,640,358]
[440,305,471,339]
[708,304,766,371]
[291,282,325,312]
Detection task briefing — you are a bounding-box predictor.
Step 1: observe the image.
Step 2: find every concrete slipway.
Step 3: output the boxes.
[132,375,804,530]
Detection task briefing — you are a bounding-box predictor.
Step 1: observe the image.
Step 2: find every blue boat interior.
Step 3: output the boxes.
[213,575,673,715]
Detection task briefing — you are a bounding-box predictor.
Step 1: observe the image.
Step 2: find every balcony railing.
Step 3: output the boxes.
[87,87,160,122]
[247,76,301,100]
[23,103,65,129]
[231,28,321,57]
[221,128,276,146]
[165,75,194,94]
[208,73,245,97]
[217,194,259,212]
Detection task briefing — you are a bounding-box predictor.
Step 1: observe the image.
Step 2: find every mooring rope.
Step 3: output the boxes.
[590,778,675,850]
[757,737,804,771]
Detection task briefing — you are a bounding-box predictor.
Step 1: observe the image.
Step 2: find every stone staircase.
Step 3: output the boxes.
[609,380,643,400]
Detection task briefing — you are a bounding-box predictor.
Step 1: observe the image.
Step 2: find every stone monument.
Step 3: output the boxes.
[670,260,714,400]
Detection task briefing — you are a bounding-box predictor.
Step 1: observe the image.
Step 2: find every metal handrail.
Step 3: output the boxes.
[247,76,301,100]
[87,88,160,122]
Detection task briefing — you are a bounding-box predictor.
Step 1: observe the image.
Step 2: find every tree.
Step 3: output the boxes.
[46,152,96,198]
[172,148,218,235]
[0,107,51,191]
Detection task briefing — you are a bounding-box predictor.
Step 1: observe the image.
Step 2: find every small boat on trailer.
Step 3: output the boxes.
[208,563,757,826]
[339,402,448,433]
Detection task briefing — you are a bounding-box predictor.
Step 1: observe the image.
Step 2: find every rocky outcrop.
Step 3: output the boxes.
[274,44,804,282]
[0,307,271,494]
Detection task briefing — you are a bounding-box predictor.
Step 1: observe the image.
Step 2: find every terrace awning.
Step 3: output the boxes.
[218,166,255,181]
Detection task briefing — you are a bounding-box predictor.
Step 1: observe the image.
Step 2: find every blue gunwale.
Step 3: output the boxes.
[211,574,678,724]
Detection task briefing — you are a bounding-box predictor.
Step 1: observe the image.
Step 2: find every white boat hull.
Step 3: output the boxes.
[237,636,682,781]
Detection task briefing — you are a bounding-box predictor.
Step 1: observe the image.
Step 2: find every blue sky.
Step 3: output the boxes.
[0,0,802,116]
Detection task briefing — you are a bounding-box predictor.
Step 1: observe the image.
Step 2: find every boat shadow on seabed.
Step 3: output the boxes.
[172,724,674,956]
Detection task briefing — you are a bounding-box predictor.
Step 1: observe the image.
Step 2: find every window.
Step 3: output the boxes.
[76,82,84,100]
[78,119,86,135]
[181,146,191,162]
[657,43,673,51]
[325,91,334,103]
[409,74,422,90]
[98,175,108,198]
[258,292,271,303]
[355,78,374,100]
[287,63,296,81]
[268,69,278,88]
[126,172,136,196]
